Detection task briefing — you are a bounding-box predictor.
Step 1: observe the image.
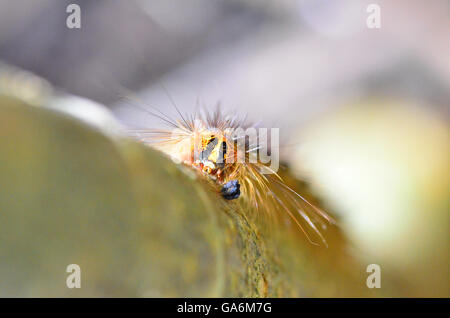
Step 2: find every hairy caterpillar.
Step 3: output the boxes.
[124,100,335,247]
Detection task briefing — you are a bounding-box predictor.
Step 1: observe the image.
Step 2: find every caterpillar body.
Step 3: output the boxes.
[126,102,335,247]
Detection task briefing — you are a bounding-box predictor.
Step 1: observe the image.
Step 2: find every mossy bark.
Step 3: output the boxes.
[0,96,385,297]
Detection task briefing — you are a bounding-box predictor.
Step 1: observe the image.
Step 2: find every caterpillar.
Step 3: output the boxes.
[124,100,335,247]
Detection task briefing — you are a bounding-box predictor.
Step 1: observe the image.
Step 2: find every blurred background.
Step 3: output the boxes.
[0,0,448,296]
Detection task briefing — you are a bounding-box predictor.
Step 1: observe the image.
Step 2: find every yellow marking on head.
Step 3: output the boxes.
[207,136,226,164]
